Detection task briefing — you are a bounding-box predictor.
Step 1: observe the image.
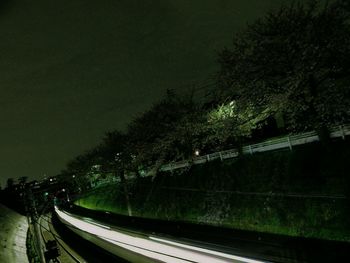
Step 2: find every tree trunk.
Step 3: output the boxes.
[119,171,132,216]
[308,74,330,143]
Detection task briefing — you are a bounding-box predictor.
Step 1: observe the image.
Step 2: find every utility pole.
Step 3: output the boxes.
[26,187,46,263]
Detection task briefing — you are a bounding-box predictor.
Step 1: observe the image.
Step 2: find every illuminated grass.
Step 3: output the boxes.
[75,140,350,242]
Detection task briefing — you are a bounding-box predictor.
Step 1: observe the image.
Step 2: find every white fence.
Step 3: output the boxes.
[159,124,350,172]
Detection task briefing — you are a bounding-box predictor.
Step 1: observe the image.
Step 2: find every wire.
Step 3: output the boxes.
[38,214,80,263]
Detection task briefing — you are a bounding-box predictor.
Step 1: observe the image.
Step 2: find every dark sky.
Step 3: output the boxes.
[0,0,286,186]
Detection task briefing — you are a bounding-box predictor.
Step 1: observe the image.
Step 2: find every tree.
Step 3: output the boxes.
[217,0,350,132]
[96,130,134,215]
[6,178,14,189]
[97,131,130,173]
[126,90,194,171]
[18,176,28,185]
[150,107,204,163]
[64,147,102,190]
[202,100,271,150]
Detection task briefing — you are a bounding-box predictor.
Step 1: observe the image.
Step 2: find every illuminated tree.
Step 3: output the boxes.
[202,100,270,150]
[126,90,195,171]
[218,0,350,132]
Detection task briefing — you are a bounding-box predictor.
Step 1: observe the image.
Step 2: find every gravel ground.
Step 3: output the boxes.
[0,203,28,263]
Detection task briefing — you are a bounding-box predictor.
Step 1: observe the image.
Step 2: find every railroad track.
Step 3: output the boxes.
[39,214,82,263]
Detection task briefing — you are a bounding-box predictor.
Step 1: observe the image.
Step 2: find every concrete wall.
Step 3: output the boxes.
[0,203,28,263]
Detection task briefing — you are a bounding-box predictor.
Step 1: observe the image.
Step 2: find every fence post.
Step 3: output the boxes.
[206,154,210,162]
[287,136,292,150]
[249,145,253,155]
[219,152,223,161]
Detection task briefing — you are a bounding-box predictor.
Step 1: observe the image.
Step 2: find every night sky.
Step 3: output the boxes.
[0,0,287,186]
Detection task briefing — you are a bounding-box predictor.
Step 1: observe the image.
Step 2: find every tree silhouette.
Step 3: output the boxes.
[218,0,350,131]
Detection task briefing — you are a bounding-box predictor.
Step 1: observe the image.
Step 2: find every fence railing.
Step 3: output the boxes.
[159,124,350,172]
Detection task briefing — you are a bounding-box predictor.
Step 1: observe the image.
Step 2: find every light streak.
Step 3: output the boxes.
[149,236,265,263]
[99,237,190,263]
[55,207,266,263]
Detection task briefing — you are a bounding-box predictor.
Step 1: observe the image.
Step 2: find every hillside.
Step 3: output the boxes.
[75,140,350,241]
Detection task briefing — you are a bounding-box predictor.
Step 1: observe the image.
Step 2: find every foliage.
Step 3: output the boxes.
[217,0,350,131]
[60,90,202,184]
[18,176,28,185]
[203,100,271,149]
[126,89,199,168]
[6,178,14,189]
[96,131,130,175]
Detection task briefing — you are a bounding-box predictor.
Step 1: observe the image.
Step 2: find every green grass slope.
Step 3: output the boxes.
[75,140,350,241]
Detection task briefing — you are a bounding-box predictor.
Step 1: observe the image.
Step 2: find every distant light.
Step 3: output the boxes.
[62,189,66,192]
[49,178,53,182]
[72,175,76,178]
[195,150,200,156]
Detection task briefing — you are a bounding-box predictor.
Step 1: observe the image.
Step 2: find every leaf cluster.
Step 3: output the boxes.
[218,0,350,131]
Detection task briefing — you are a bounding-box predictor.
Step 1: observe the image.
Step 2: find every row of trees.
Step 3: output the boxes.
[59,0,350,189]
[217,0,350,131]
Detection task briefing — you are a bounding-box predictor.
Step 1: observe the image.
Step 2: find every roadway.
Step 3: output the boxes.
[53,204,350,263]
[55,206,265,263]
[39,212,128,262]
[39,213,84,262]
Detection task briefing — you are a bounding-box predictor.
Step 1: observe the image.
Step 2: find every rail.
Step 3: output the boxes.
[159,124,350,172]
[39,215,81,263]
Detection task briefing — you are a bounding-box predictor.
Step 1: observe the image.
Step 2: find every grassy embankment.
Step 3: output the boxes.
[75,140,350,241]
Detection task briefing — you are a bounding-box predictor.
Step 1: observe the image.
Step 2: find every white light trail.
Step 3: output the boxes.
[55,207,266,263]
[99,237,189,263]
[149,236,265,263]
